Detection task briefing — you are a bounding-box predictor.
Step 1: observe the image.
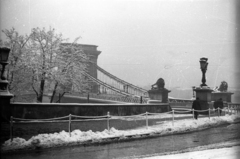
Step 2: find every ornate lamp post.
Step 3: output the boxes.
[193,57,213,112]
[0,47,11,94]
[0,47,13,121]
[199,57,208,87]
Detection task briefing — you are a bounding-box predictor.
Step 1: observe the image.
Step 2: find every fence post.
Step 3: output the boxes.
[208,108,210,119]
[192,109,194,119]
[172,110,174,126]
[69,114,72,137]
[228,105,230,115]
[10,116,13,142]
[146,112,148,129]
[107,111,110,132]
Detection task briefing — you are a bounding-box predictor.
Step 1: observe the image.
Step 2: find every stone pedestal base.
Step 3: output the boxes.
[194,87,213,112]
[148,88,171,103]
[211,92,234,102]
[0,94,13,122]
[147,100,162,104]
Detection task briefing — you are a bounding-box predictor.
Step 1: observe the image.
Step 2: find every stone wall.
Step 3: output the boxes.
[10,103,172,119]
[0,103,171,140]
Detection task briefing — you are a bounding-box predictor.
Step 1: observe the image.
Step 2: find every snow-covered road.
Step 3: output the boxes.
[144,146,240,159]
[142,144,240,159]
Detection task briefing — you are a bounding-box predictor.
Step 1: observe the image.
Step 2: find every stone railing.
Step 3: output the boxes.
[228,103,240,113]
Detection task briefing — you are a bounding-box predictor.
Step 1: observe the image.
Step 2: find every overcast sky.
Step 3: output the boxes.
[1,0,239,100]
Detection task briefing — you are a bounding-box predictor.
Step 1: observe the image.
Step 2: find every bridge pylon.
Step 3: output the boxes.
[81,44,101,93]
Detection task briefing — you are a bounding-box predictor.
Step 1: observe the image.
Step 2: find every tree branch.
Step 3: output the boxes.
[31,70,38,97]
[56,92,67,103]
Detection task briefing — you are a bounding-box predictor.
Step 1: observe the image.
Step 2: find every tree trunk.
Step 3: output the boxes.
[37,79,45,103]
[50,82,58,103]
[37,47,46,103]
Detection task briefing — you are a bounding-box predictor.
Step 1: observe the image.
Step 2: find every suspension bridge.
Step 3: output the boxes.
[70,44,193,104]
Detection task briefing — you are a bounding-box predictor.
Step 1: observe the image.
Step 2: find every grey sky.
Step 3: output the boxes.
[0,0,239,100]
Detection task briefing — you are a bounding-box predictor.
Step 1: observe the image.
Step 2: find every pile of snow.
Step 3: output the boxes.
[1,114,240,152]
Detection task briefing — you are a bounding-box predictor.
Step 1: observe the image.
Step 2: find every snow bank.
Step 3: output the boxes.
[1,114,240,152]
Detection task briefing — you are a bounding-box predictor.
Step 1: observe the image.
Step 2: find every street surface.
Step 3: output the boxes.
[143,145,240,159]
[2,122,240,159]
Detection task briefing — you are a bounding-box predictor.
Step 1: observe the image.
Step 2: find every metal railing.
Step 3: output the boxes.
[69,93,149,104]
[97,65,148,97]
[70,93,195,104]
[9,103,240,142]
[86,93,148,103]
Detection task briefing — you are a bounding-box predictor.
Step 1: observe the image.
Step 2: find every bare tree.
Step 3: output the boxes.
[1,27,90,103]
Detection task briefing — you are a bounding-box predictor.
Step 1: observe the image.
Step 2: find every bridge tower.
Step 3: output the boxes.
[81,44,101,93]
[61,43,101,93]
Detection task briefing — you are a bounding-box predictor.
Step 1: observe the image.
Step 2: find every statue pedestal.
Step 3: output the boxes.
[148,88,171,103]
[0,93,13,122]
[211,92,234,102]
[147,100,162,104]
[194,86,213,112]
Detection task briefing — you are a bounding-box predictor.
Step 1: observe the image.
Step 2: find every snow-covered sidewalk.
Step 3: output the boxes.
[1,114,240,153]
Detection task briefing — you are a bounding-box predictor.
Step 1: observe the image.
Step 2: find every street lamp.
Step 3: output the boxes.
[0,47,11,94]
[0,47,10,62]
[0,47,14,122]
[199,57,208,87]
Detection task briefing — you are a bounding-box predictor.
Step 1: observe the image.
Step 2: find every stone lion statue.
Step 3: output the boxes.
[151,78,165,90]
[218,81,228,92]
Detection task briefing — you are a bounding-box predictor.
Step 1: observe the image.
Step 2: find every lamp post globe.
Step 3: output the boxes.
[0,47,10,62]
[199,57,208,87]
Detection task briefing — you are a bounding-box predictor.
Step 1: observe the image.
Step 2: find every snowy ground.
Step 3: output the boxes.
[140,140,240,159]
[143,146,240,159]
[1,113,240,155]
